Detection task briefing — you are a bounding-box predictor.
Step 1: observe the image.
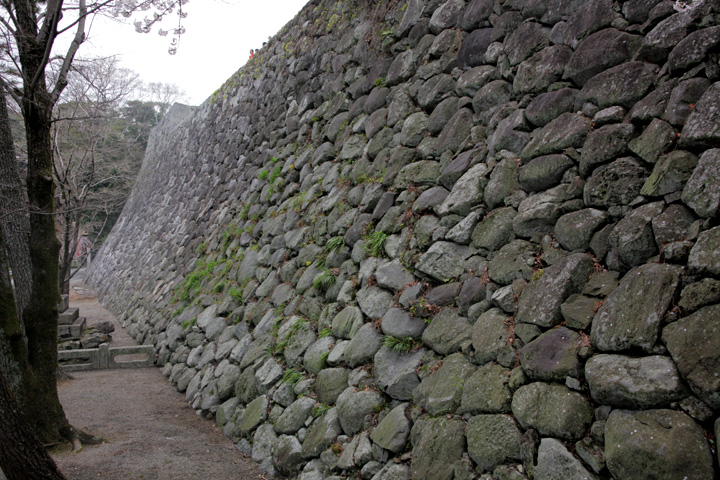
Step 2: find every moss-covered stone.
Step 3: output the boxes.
[605,409,713,480]
[369,403,411,453]
[412,352,475,415]
[467,414,523,472]
[410,417,466,480]
[238,395,268,436]
[511,382,593,441]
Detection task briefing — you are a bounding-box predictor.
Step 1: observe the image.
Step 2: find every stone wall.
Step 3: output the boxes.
[87,0,720,478]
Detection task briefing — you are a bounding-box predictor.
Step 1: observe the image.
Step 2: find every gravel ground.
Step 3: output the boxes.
[47,280,271,480]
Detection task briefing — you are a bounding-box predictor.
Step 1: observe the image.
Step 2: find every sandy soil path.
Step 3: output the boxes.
[47,280,271,480]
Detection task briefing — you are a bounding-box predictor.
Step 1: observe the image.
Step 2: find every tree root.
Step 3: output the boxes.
[52,426,105,452]
[56,366,74,381]
[70,426,104,448]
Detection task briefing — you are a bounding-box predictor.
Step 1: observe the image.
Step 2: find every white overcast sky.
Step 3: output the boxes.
[77,0,309,105]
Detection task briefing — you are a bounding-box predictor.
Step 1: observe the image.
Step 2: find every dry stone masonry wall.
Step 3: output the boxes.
[87,0,720,478]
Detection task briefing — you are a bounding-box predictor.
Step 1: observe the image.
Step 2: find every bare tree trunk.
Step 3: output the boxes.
[0,234,67,480]
[0,231,29,404]
[20,84,72,445]
[0,371,67,480]
[58,208,73,296]
[0,87,32,324]
[13,0,72,443]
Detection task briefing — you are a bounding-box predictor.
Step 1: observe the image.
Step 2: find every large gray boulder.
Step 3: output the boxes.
[642,150,698,197]
[591,263,680,352]
[555,208,610,251]
[344,322,382,367]
[688,226,720,276]
[470,207,517,253]
[370,403,412,454]
[437,163,489,216]
[273,435,304,477]
[374,346,424,401]
[583,157,649,208]
[466,414,523,472]
[316,368,349,405]
[516,253,594,328]
[511,382,593,441]
[606,201,663,273]
[238,395,269,436]
[415,241,472,282]
[357,285,393,320]
[410,417,466,480]
[576,61,658,109]
[525,88,577,127]
[668,26,720,74]
[303,336,334,375]
[605,409,713,480]
[579,123,636,177]
[505,20,550,65]
[422,308,473,355]
[459,362,513,414]
[472,308,511,364]
[375,259,415,292]
[518,154,574,192]
[274,396,316,434]
[520,113,591,161]
[336,387,384,435]
[514,45,572,94]
[682,148,720,218]
[487,240,536,285]
[663,304,720,409]
[519,326,582,382]
[563,28,641,87]
[301,408,343,459]
[535,438,598,480]
[585,354,686,409]
[679,82,720,150]
[628,118,676,164]
[382,307,427,339]
[331,306,364,339]
[412,352,475,415]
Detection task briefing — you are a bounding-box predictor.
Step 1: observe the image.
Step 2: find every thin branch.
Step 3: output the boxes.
[54,0,114,36]
[0,76,21,106]
[30,0,64,92]
[50,0,86,102]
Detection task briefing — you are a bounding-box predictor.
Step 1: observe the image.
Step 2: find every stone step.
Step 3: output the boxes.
[58,294,69,312]
[58,316,86,339]
[58,307,79,325]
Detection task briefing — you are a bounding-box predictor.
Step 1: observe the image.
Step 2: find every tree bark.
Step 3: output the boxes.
[12,0,72,444]
[59,207,73,295]
[0,232,29,404]
[0,371,67,480]
[0,234,67,480]
[19,74,72,445]
[0,87,32,324]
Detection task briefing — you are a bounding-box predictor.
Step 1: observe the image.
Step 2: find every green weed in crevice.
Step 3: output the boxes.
[363,231,388,257]
[181,318,196,331]
[381,335,419,354]
[325,236,345,254]
[313,403,331,417]
[269,164,283,184]
[314,269,337,292]
[281,368,305,385]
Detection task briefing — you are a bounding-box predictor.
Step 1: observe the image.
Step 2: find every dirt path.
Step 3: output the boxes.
[49,280,271,480]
